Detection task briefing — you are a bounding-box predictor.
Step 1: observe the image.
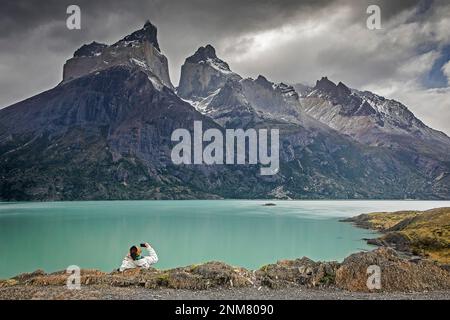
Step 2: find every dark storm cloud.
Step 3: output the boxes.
[0,0,421,62]
[0,0,325,37]
[0,0,423,49]
[0,0,448,133]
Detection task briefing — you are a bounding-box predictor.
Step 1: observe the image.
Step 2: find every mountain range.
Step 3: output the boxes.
[0,21,449,200]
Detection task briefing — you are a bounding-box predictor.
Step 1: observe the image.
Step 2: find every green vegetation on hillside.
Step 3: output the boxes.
[345,208,450,264]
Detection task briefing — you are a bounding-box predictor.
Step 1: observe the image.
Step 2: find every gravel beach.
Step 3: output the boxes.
[1,285,449,300]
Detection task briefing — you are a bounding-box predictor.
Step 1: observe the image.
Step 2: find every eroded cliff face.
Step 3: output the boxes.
[62,21,173,90]
[241,75,301,120]
[177,45,241,100]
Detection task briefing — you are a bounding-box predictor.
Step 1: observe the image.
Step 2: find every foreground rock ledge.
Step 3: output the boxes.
[1,248,449,293]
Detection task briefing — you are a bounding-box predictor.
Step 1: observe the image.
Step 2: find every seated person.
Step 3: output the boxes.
[119,242,158,271]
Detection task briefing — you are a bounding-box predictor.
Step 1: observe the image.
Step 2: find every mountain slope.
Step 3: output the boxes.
[300,77,450,152]
[0,65,217,200]
[298,77,450,190]
[0,22,449,200]
[177,46,450,199]
[0,24,260,200]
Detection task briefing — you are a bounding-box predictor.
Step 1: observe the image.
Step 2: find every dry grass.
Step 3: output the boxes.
[365,208,450,264]
[364,211,420,230]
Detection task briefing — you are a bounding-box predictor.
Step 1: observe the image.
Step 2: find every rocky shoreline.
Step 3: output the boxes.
[1,208,449,300]
[1,247,449,300]
[341,207,450,265]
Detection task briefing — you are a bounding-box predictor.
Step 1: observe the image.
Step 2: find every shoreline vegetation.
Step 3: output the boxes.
[341,207,450,264]
[0,207,449,300]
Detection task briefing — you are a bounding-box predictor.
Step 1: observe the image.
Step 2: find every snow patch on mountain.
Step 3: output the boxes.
[203,58,234,74]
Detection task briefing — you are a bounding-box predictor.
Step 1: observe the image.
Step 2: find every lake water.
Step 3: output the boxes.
[0,200,449,279]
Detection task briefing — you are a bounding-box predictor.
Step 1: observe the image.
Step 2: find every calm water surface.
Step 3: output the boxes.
[0,200,449,278]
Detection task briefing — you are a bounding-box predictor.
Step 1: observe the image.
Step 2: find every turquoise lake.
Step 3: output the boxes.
[1,200,449,279]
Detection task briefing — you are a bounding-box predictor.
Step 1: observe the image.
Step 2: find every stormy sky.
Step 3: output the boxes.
[1,0,449,134]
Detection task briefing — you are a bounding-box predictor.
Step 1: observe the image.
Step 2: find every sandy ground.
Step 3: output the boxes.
[1,285,449,300]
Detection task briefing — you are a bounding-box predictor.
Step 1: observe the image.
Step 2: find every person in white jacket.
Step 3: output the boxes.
[119,242,158,272]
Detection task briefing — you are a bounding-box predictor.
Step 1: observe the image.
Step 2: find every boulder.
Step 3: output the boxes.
[335,247,450,292]
[256,257,339,289]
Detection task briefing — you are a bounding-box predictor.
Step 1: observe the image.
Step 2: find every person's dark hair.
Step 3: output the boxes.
[130,246,139,260]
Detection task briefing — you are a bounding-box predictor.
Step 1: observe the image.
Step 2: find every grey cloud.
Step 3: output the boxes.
[1,0,448,135]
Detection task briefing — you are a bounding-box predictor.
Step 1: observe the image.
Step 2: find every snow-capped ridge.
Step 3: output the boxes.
[113,20,160,51]
[177,44,241,99]
[185,44,233,74]
[73,41,107,58]
[187,44,218,62]
[300,76,450,156]
[314,76,336,92]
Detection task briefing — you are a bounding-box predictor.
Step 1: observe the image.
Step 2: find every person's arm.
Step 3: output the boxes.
[144,244,158,264]
[134,243,158,268]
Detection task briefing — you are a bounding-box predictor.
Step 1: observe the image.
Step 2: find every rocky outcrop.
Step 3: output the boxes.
[118,20,160,51]
[256,257,339,289]
[177,45,241,99]
[63,21,173,89]
[0,262,253,291]
[1,249,449,294]
[240,75,302,122]
[342,208,450,264]
[336,248,450,292]
[201,79,258,128]
[73,42,108,58]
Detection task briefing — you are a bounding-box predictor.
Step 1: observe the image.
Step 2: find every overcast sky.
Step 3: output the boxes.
[1,0,449,134]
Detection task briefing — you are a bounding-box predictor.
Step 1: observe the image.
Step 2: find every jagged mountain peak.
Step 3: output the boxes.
[114,20,160,51]
[73,41,107,58]
[254,75,272,88]
[184,44,233,73]
[209,78,248,107]
[187,44,217,63]
[292,83,312,97]
[302,77,450,159]
[337,81,351,95]
[144,19,155,29]
[314,77,352,97]
[250,76,298,98]
[255,74,268,81]
[315,76,336,91]
[63,20,173,89]
[178,44,241,99]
